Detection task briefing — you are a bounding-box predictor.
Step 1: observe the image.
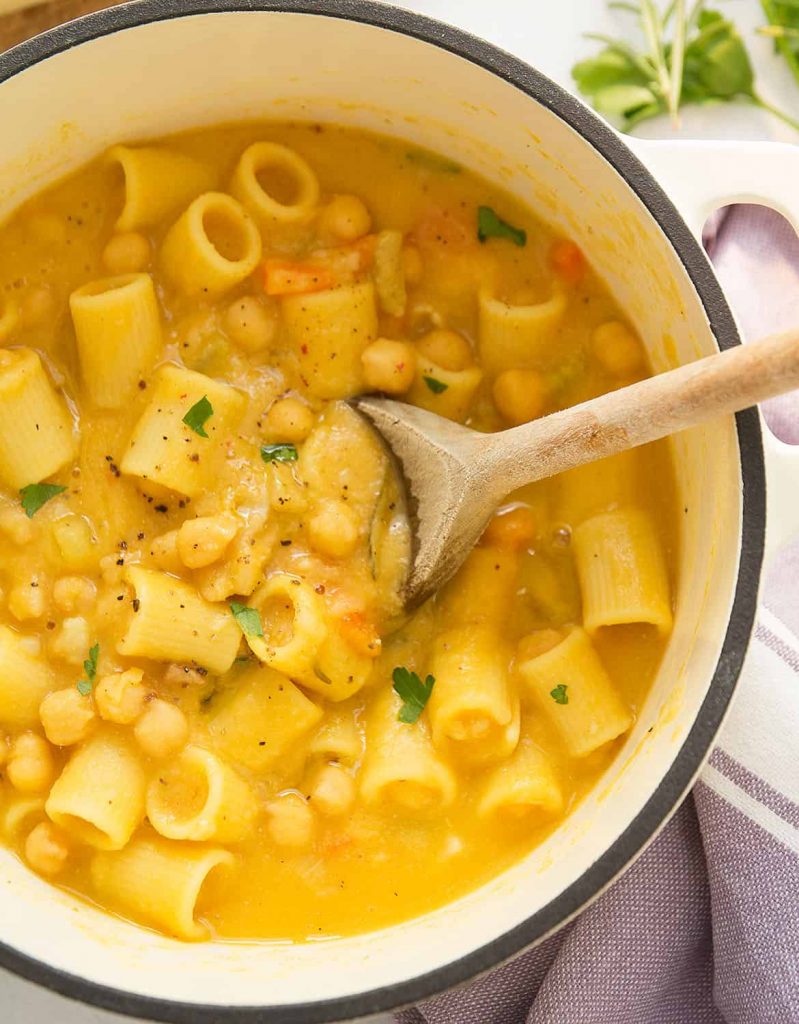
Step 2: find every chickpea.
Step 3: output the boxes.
[95,668,149,725]
[101,232,151,274]
[224,296,278,353]
[8,575,48,622]
[264,396,315,443]
[53,576,97,614]
[49,616,91,666]
[481,506,537,550]
[517,629,564,663]
[52,514,95,570]
[492,368,547,426]
[147,530,182,574]
[265,793,315,848]
[0,505,33,545]
[20,286,55,328]
[361,338,416,394]
[592,320,644,377]
[402,245,424,288]
[177,513,240,570]
[7,732,55,793]
[317,194,371,244]
[40,687,96,746]
[307,499,359,559]
[308,764,356,817]
[134,699,189,758]
[416,328,473,372]
[25,821,70,877]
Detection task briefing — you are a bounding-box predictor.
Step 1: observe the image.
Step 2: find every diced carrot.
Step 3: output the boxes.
[550,239,585,285]
[338,611,382,659]
[412,205,474,252]
[263,236,378,296]
[480,505,537,550]
[263,260,337,296]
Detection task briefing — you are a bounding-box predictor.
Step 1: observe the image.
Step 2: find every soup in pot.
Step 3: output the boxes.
[0,123,676,941]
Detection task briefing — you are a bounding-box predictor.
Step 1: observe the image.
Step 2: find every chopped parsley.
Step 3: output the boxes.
[182,396,213,437]
[20,483,67,519]
[230,602,264,638]
[550,683,569,705]
[77,642,100,696]
[477,205,527,247]
[423,376,448,395]
[392,666,435,724]
[260,443,298,464]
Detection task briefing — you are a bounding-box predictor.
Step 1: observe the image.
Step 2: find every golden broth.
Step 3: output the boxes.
[0,123,677,942]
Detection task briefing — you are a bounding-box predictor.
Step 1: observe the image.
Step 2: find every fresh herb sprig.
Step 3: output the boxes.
[573,1,799,133]
[760,0,799,89]
[20,482,67,518]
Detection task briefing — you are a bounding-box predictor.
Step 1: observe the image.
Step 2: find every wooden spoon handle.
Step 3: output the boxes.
[483,329,799,492]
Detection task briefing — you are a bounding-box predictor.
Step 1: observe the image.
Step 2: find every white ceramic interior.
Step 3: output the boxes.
[0,4,778,1021]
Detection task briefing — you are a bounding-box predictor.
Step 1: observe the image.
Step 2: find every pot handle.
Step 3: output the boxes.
[627,137,799,564]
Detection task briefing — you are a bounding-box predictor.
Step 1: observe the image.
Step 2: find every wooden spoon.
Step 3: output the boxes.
[355,329,799,609]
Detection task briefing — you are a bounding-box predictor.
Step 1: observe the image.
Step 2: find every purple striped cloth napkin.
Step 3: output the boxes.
[398,206,799,1024]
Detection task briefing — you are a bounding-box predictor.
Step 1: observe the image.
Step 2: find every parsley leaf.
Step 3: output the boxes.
[77,642,100,696]
[477,206,527,247]
[20,483,67,519]
[230,602,264,638]
[260,443,298,464]
[392,666,436,724]
[550,683,569,705]
[423,376,449,394]
[182,396,213,437]
[573,2,799,134]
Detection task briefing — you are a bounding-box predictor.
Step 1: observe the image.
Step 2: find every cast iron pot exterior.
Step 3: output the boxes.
[0,2,763,1021]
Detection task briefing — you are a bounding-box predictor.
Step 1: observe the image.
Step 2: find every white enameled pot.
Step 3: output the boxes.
[1,3,798,1021]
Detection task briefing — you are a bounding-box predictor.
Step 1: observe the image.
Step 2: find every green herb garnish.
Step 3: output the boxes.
[20,483,67,519]
[477,205,527,247]
[423,376,449,395]
[405,148,462,174]
[230,602,264,638]
[392,666,436,724]
[572,1,799,133]
[550,683,569,705]
[260,443,298,464]
[182,396,213,437]
[77,642,100,696]
[760,1,799,89]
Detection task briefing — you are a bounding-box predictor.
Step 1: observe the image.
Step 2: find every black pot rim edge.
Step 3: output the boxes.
[0,2,764,1022]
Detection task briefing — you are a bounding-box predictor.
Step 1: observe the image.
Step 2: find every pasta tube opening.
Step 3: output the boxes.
[160,192,262,296]
[230,142,320,225]
[91,837,234,940]
[146,745,258,842]
[246,574,370,701]
[478,285,566,376]
[46,730,146,850]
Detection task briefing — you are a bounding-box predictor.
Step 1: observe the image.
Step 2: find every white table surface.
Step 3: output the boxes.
[1,1,796,1021]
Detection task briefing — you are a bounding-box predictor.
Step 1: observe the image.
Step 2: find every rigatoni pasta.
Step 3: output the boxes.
[0,348,76,489]
[573,507,673,634]
[0,121,678,944]
[69,273,162,408]
[517,627,633,758]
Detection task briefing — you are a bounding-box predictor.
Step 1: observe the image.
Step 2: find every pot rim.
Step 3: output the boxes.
[0,2,765,1021]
